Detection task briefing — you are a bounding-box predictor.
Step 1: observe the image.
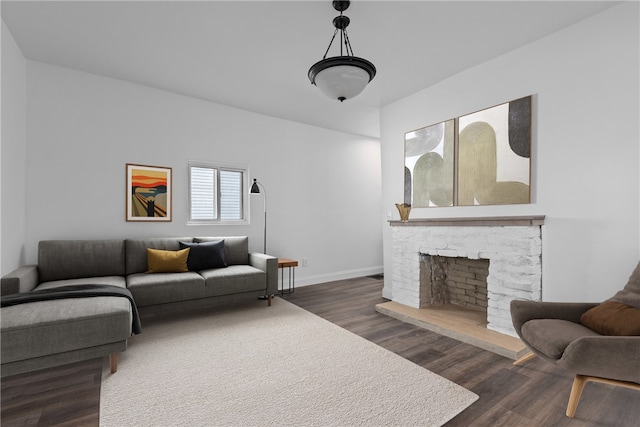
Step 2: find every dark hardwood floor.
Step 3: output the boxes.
[2,276,639,426]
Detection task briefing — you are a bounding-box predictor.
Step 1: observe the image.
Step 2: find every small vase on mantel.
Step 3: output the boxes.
[395,203,411,222]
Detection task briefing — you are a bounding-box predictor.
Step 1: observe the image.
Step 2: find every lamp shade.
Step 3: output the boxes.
[308,56,376,102]
[250,179,260,194]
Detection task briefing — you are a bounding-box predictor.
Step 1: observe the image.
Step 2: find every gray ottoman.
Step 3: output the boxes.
[1,296,132,377]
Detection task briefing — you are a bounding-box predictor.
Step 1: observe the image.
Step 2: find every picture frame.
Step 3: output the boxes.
[404,95,532,207]
[404,119,455,207]
[457,96,531,206]
[126,163,172,222]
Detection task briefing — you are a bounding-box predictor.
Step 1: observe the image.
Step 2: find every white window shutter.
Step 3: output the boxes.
[220,170,242,220]
[190,166,217,220]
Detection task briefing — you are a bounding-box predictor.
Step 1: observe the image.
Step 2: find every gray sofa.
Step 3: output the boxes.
[1,236,277,377]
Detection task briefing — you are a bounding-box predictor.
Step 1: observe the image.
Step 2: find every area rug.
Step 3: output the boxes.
[100,298,478,426]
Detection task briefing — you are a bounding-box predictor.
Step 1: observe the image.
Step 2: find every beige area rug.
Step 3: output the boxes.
[100,298,478,426]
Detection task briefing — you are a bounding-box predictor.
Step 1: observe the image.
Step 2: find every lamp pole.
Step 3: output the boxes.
[250,179,267,254]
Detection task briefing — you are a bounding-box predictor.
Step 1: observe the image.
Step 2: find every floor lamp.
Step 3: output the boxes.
[250,178,267,254]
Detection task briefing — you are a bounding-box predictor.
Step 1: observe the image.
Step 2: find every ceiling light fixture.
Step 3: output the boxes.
[308,0,376,102]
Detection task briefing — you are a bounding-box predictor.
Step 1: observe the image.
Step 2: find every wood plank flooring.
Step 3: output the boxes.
[2,276,639,426]
[1,358,102,426]
[283,277,640,426]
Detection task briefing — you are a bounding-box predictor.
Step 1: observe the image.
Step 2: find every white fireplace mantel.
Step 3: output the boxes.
[389,215,545,227]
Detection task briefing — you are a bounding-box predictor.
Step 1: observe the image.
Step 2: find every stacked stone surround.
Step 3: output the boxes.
[391,224,542,336]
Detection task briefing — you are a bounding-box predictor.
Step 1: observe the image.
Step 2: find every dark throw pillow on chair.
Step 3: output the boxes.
[580,301,640,336]
[179,240,227,271]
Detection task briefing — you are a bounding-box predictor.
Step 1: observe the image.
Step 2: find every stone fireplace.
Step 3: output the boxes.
[386,216,544,337]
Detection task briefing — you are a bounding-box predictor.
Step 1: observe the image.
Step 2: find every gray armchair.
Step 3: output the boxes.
[510,261,640,417]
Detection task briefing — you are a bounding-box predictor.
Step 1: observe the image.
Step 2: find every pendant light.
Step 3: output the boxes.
[308,0,376,102]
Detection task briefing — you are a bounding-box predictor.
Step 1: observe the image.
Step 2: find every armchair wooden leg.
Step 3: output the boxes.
[566,375,587,417]
[566,375,640,418]
[513,351,536,366]
[268,294,272,306]
[109,353,118,373]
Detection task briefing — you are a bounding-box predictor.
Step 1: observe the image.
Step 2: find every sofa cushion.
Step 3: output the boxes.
[125,238,193,275]
[200,265,266,296]
[580,301,640,336]
[195,236,248,266]
[36,276,127,291]
[146,248,190,273]
[1,297,132,363]
[126,272,205,307]
[38,240,125,282]
[179,240,227,271]
[521,319,601,359]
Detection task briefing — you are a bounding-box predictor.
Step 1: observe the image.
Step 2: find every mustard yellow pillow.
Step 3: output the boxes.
[580,301,640,336]
[146,248,190,273]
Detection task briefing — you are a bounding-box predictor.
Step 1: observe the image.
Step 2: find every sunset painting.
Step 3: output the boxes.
[126,164,172,221]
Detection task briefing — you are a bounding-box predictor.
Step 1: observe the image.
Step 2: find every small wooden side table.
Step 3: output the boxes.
[277,258,298,295]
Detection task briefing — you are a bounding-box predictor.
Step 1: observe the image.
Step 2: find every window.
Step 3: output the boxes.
[188,162,247,224]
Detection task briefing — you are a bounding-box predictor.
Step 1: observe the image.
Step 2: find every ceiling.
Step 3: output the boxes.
[1,1,619,138]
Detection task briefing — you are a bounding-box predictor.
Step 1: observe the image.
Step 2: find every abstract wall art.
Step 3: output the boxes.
[404,120,455,207]
[458,96,531,206]
[126,163,172,221]
[404,95,532,207]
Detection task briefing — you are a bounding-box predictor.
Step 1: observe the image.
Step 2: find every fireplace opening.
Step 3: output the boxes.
[420,255,489,316]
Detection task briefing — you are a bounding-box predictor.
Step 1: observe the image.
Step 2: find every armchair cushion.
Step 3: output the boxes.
[580,301,640,336]
[521,319,600,359]
[510,300,598,333]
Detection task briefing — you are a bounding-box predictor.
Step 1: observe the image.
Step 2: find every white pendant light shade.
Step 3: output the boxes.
[309,57,375,102]
[308,1,376,102]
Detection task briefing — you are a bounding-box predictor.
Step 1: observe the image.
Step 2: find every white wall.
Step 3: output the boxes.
[1,20,27,275]
[17,61,382,285]
[381,2,640,302]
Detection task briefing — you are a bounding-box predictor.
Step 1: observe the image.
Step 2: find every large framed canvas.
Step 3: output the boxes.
[404,120,455,207]
[126,163,172,222]
[457,95,531,206]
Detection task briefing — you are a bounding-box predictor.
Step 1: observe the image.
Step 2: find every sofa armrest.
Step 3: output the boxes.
[561,335,640,383]
[510,300,599,335]
[1,265,39,296]
[249,253,278,295]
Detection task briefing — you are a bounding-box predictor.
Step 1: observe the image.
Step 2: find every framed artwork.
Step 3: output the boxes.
[404,95,532,207]
[458,96,531,206]
[126,163,172,222]
[404,119,455,207]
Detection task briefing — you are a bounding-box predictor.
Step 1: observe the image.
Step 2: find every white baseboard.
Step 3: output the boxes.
[292,266,384,288]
